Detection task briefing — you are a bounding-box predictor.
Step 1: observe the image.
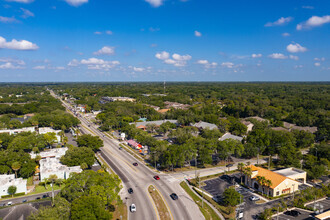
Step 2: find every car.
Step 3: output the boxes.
[128,188,133,194]
[226,164,233,167]
[130,204,136,212]
[22,199,27,203]
[119,147,123,150]
[170,193,178,200]
[133,162,138,166]
[249,196,260,201]
[7,201,12,206]
[327,197,330,200]
[284,210,301,217]
[154,175,160,180]
[42,194,48,198]
[36,197,41,200]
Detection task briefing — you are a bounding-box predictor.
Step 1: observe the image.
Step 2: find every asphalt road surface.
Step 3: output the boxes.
[50,90,204,220]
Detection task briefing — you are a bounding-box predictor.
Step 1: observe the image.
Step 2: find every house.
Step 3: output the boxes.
[0,127,35,135]
[10,114,34,124]
[271,127,289,132]
[0,174,27,198]
[240,120,254,132]
[244,165,301,197]
[34,148,82,181]
[192,121,218,130]
[283,122,318,133]
[127,139,143,149]
[130,120,178,130]
[38,127,62,143]
[219,133,243,142]
[164,101,191,110]
[157,109,170,114]
[76,105,86,113]
[246,116,269,123]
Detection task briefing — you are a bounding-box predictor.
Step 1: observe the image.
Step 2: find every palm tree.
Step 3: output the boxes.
[256,176,266,195]
[243,167,252,186]
[48,174,58,205]
[11,162,21,178]
[265,179,272,197]
[237,162,245,184]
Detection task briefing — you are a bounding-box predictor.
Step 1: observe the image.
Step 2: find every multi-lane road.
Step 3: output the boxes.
[50,90,204,220]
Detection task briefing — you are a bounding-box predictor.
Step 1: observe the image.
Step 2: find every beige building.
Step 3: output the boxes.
[244,165,303,197]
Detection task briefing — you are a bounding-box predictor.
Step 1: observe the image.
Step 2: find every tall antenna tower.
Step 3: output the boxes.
[163,80,166,94]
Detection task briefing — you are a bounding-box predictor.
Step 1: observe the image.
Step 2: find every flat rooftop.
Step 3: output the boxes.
[274,168,306,177]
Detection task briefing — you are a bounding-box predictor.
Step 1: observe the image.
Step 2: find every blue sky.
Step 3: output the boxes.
[0,0,329,82]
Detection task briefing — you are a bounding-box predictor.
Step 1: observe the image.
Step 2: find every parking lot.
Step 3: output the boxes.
[273,209,313,220]
[202,177,232,197]
[306,198,330,213]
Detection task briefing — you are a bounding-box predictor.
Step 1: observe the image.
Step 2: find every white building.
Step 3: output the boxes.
[0,174,27,198]
[0,127,35,135]
[39,157,82,181]
[30,147,67,159]
[39,127,61,143]
[274,167,307,184]
[35,148,82,181]
[219,132,243,142]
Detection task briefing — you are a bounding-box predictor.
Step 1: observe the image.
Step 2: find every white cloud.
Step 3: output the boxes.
[194,31,202,37]
[33,65,45,70]
[133,67,145,72]
[297,15,330,30]
[282,32,290,37]
[265,17,293,27]
[0,16,19,23]
[5,0,34,3]
[197,60,217,68]
[94,31,102,35]
[68,59,79,66]
[64,0,88,7]
[149,27,160,32]
[156,52,192,67]
[302,6,314,9]
[81,58,107,65]
[314,57,325,61]
[155,51,170,60]
[251,54,262,58]
[145,0,163,7]
[56,66,65,70]
[289,55,299,60]
[221,62,234,68]
[0,58,25,65]
[106,30,113,35]
[0,62,23,69]
[21,8,34,18]
[93,46,115,55]
[286,43,307,53]
[0,36,39,50]
[314,62,321,67]
[294,65,303,69]
[268,53,288,59]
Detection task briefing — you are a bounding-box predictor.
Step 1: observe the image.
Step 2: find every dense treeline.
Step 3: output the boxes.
[50,82,329,141]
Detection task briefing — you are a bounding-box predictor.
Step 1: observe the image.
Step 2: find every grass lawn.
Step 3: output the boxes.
[180,181,221,220]
[112,201,127,220]
[33,184,64,194]
[148,185,171,220]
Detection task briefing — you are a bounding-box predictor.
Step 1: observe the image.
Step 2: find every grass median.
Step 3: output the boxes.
[148,185,171,220]
[180,181,221,220]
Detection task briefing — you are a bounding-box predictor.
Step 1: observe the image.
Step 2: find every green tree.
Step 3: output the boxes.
[223,188,241,206]
[77,134,103,152]
[237,162,245,184]
[7,185,17,197]
[80,162,88,170]
[48,174,58,204]
[60,147,95,167]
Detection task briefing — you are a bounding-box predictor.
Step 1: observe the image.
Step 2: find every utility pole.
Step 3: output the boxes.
[199,180,204,208]
[277,206,279,220]
[292,184,295,201]
[195,157,197,179]
[268,155,271,170]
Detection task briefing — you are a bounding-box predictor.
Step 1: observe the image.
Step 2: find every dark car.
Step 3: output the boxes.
[22,199,27,203]
[170,193,178,200]
[154,175,160,180]
[133,163,138,166]
[42,194,48,198]
[128,188,134,194]
[226,164,233,167]
[36,197,41,200]
[284,210,301,217]
[220,175,231,181]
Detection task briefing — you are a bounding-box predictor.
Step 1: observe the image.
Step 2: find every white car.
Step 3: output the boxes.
[130,204,136,212]
[7,201,12,206]
[249,196,260,201]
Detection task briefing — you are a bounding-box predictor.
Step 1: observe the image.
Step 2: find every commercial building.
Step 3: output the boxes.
[130,120,178,130]
[38,127,62,143]
[0,174,27,198]
[99,96,136,104]
[244,165,302,197]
